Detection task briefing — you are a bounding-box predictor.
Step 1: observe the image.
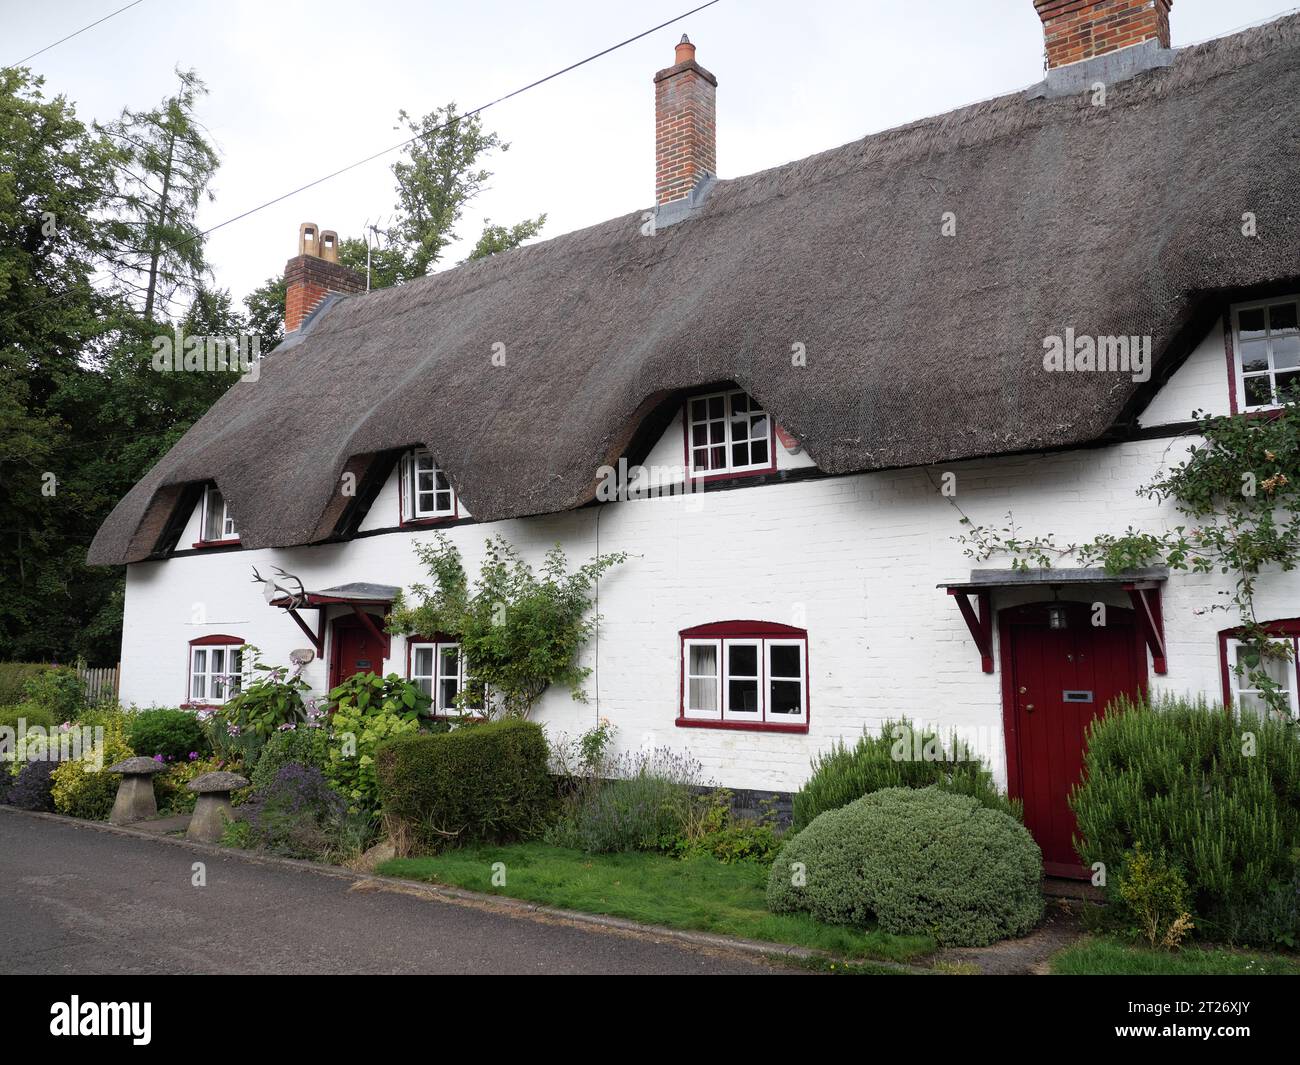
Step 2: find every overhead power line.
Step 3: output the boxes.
[170,0,722,253]
[3,0,147,70]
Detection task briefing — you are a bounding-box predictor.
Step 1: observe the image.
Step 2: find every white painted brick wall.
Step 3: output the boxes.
[120,432,1286,796]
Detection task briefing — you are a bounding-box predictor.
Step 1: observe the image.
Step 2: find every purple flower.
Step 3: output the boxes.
[153,753,164,762]
[189,752,199,761]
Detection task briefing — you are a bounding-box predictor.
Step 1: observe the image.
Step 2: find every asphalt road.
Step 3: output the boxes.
[0,809,787,975]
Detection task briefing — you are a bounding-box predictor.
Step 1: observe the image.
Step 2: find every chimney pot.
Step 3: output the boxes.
[675,34,696,64]
[284,223,364,333]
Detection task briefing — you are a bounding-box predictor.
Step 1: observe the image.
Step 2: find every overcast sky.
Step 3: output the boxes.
[6,0,1295,305]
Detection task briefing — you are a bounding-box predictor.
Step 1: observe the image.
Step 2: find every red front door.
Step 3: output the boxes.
[328,613,389,690]
[1001,602,1146,877]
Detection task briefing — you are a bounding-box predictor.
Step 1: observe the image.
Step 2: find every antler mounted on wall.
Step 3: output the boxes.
[250,565,307,610]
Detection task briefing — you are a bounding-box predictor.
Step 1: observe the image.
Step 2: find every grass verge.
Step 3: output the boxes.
[378,841,934,963]
[1050,935,1300,975]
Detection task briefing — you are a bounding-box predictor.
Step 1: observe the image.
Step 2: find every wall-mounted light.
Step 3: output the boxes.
[1048,605,1068,630]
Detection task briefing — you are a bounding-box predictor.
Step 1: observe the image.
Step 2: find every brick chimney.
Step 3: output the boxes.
[284,222,365,333]
[654,35,717,206]
[1034,0,1173,68]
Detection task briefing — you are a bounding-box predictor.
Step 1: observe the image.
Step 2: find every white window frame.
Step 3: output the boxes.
[722,638,763,722]
[201,486,237,541]
[1226,637,1299,718]
[765,639,808,725]
[403,449,456,521]
[681,635,808,726]
[189,642,244,705]
[685,389,772,476]
[682,638,722,719]
[409,639,482,715]
[1232,296,1300,413]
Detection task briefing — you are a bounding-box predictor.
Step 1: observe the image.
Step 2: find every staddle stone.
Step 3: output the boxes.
[106,756,165,825]
[186,771,250,842]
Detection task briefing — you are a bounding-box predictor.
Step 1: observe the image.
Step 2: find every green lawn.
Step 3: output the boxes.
[378,842,934,963]
[1050,936,1300,976]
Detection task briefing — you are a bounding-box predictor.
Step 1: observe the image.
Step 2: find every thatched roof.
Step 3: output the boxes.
[90,15,1300,565]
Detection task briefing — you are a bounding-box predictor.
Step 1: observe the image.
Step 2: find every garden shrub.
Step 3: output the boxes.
[49,723,134,820]
[793,717,1015,830]
[671,790,783,864]
[251,726,330,793]
[218,646,309,757]
[1071,694,1300,946]
[326,700,420,814]
[1117,842,1194,949]
[153,756,227,814]
[376,719,552,851]
[545,747,708,854]
[238,763,348,859]
[768,786,1043,947]
[0,663,51,706]
[22,666,86,721]
[326,671,429,718]
[5,758,57,811]
[126,708,208,762]
[0,703,56,731]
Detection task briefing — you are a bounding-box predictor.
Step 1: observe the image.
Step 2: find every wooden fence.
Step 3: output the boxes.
[78,663,119,704]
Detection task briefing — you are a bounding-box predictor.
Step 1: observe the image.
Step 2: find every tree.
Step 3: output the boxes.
[464,215,548,262]
[242,274,286,354]
[99,67,219,322]
[0,68,122,664]
[339,103,546,289]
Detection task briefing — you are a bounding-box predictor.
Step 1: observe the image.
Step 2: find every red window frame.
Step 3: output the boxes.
[1217,618,1300,716]
[183,634,245,708]
[676,620,809,733]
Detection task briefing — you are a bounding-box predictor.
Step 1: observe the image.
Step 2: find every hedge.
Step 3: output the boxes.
[375,719,553,852]
[0,663,52,707]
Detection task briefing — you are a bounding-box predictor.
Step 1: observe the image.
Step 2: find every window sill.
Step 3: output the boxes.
[191,539,241,549]
[687,464,779,486]
[400,515,458,529]
[179,701,223,711]
[675,717,808,734]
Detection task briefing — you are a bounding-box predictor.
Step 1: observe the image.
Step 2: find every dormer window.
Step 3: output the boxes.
[401,449,457,522]
[200,486,238,542]
[1233,296,1300,411]
[686,388,774,476]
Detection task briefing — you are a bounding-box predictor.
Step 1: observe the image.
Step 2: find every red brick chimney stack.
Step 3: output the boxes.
[1033,0,1173,69]
[284,222,365,333]
[654,35,717,206]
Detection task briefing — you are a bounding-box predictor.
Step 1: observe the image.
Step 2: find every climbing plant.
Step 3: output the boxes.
[388,534,626,719]
[954,398,1300,721]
